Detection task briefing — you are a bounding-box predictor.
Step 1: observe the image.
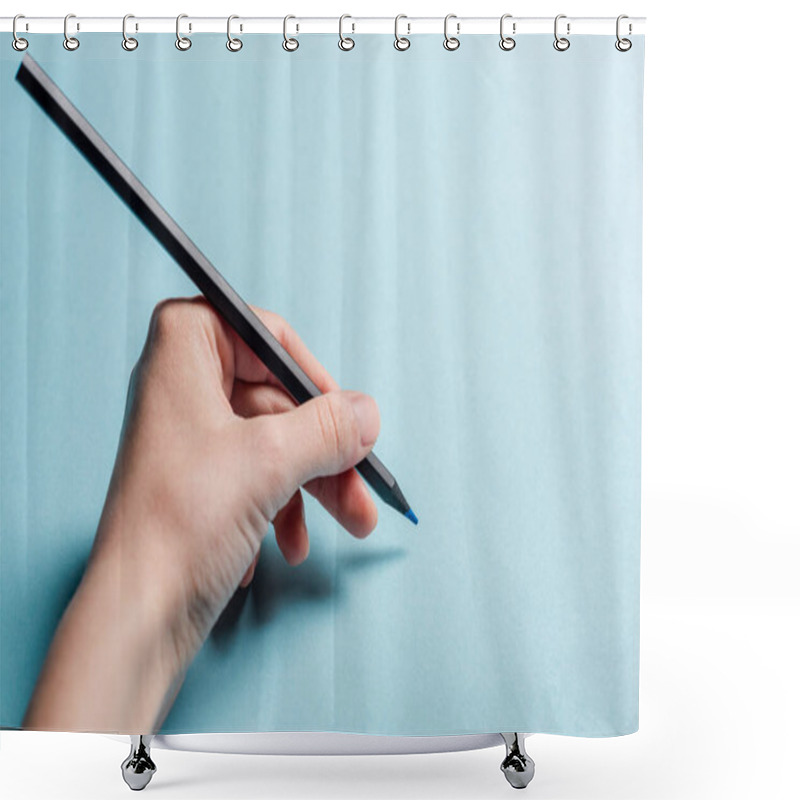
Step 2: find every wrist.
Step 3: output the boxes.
[91,495,215,671]
[24,515,190,733]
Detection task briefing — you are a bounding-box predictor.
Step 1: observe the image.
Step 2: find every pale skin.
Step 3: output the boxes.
[23,295,381,734]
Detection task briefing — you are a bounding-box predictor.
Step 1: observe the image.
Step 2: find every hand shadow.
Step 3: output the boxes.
[211,541,408,647]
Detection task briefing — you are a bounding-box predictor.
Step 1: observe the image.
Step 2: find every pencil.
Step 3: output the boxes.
[15,52,417,526]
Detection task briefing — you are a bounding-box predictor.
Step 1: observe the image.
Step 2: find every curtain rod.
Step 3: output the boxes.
[1,16,646,36]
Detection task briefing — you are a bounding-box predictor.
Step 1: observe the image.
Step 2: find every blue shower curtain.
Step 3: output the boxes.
[1,32,643,736]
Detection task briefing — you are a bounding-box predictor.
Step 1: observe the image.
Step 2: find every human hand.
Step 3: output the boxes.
[23,295,381,733]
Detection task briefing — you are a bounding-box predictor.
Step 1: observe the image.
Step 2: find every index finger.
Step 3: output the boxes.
[228,306,339,395]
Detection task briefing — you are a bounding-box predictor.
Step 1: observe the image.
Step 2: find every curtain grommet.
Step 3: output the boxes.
[338,15,355,51]
[394,15,410,51]
[443,14,460,51]
[499,14,516,51]
[283,15,299,52]
[175,14,192,51]
[553,15,570,51]
[226,15,243,52]
[121,14,138,51]
[12,14,29,51]
[615,15,632,51]
[63,13,80,51]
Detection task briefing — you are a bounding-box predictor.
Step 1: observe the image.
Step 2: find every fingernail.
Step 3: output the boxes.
[347,392,380,447]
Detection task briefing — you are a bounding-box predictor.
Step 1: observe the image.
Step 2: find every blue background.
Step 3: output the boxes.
[1,32,643,735]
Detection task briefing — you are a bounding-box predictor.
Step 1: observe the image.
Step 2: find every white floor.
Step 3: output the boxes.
[2,596,798,799]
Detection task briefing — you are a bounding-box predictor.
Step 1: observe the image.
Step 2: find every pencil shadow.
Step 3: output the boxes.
[211,542,408,646]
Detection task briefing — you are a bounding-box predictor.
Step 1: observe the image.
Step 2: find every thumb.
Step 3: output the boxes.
[265,390,380,489]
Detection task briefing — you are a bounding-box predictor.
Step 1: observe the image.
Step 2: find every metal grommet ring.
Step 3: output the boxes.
[226,14,243,51]
[283,15,299,51]
[443,14,460,51]
[122,14,138,51]
[338,14,355,51]
[499,13,515,51]
[394,14,410,51]
[12,14,29,51]
[63,13,80,51]
[615,15,632,51]
[175,13,192,50]
[553,14,570,51]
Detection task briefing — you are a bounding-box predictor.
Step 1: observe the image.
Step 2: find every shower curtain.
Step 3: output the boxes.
[0,30,644,737]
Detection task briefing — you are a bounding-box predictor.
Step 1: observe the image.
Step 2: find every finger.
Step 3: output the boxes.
[141,296,238,413]
[305,469,378,539]
[272,490,309,566]
[152,297,340,407]
[228,307,340,394]
[213,304,378,537]
[233,381,377,537]
[230,380,296,420]
[240,550,260,588]
[256,390,380,497]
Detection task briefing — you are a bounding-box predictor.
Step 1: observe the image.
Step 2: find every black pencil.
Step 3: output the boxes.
[15,52,417,526]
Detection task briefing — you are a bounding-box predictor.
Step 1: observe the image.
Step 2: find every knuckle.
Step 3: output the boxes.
[149,296,217,350]
[315,395,341,455]
[314,394,354,459]
[149,297,185,339]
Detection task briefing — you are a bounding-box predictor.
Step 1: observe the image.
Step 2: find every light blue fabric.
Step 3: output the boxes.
[1,33,643,736]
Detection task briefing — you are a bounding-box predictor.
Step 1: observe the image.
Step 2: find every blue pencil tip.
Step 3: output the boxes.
[405,509,419,525]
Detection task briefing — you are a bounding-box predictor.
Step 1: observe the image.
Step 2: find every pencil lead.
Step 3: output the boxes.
[405,509,418,526]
